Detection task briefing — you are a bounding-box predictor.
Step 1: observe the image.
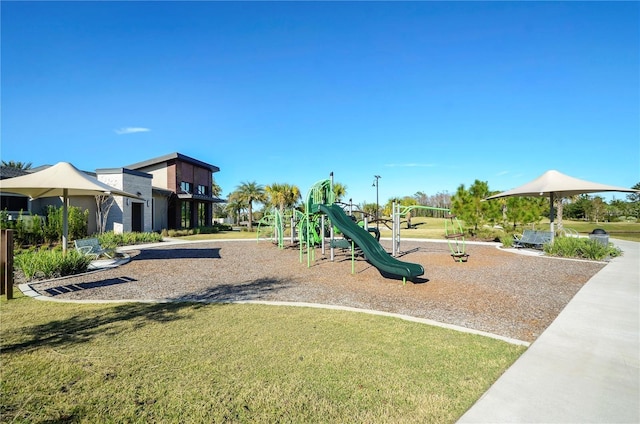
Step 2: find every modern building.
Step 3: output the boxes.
[0,152,223,234]
[125,152,223,232]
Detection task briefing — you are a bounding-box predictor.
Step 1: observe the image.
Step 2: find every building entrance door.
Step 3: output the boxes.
[132,202,143,232]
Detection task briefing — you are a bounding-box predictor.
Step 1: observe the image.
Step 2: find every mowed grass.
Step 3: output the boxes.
[557,220,640,242]
[379,218,640,242]
[1,294,525,423]
[179,219,640,242]
[179,230,258,241]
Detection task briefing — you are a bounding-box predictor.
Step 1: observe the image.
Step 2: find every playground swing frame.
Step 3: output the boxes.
[391,202,468,262]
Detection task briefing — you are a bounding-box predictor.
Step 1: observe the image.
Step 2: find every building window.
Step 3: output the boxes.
[180,181,193,194]
[198,203,206,227]
[181,202,191,228]
[196,184,207,196]
[0,195,29,212]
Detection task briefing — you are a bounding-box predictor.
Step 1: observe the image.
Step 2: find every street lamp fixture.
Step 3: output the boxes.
[372,175,381,231]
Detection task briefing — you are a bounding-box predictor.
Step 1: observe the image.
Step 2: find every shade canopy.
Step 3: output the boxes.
[485,170,638,200]
[0,161,139,199]
[485,170,639,242]
[0,162,141,253]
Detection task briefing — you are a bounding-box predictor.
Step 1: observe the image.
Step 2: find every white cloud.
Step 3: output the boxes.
[496,170,510,176]
[384,163,436,168]
[114,127,151,135]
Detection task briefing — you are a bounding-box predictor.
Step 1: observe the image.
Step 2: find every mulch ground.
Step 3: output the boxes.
[24,239,606,343]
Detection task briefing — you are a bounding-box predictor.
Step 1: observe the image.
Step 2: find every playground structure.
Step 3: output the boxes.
[390,203,468,262]
[257,208,306,249]
[258,174,469,283]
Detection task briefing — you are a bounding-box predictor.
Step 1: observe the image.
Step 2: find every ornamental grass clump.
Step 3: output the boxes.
[543,237,622,261]
[15,248,92,280]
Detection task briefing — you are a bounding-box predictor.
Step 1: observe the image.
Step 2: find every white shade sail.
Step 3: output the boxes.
[0,162,141,253]
[485,170,638,200]
[0,161,140,199]
[485,170,638,242]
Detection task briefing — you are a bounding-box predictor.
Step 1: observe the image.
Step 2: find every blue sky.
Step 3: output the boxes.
[2,1,638,206]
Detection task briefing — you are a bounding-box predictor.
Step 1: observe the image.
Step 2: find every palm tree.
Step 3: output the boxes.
[266,183,301,213]
[1,160,32,169]
[211,180,223,198]
[332,182,348,202]
[232,181,266,230]
[225,196,245,226]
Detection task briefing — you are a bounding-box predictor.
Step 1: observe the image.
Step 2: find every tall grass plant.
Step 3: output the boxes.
[14,248,92,280]
[543,237,622,261]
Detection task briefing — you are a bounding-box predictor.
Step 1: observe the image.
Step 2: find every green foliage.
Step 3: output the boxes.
[543,237,622,261]
[2,210,67,247]
[43,206,61,243]
[97,231,163,249]
[166,228,196,237]
[361,202,379,219]
[14,248,92,280]
[332,181,348,202]
[211,180,223,197]
[500,234,515,247]
[452,180,500,233]
[14,231,164,281]
[230,181,267,230]
[383,196,417,216]
[504,197,545,229]
[41,205,88,244]
[472,226,504,242]
[160,223,233,238]
[1,160,32,169]
[0,209,8,228]
[265,183,302,212]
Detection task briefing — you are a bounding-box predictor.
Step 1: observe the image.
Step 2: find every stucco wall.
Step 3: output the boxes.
[97,170,152,233]
[97,173,124,234]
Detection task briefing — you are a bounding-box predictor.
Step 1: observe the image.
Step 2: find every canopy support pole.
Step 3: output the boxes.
[549,192,555,243]
[62,188,69,255]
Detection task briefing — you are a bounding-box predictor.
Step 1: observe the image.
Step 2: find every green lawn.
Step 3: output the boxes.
[377,217,640,242]
[180,219,640,242]
[557,220,640,241]
[1,293,525,423]
[180,230,259,241]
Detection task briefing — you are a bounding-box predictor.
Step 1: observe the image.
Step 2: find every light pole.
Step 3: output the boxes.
[372,175,381,231]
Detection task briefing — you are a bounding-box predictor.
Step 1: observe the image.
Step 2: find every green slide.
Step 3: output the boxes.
[318,204,424,281]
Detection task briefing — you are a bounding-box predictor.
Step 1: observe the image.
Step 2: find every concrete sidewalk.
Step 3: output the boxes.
[458,239,639,423]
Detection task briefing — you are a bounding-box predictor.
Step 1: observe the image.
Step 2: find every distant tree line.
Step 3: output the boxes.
[213,177,639,232]
[451,180,640,235]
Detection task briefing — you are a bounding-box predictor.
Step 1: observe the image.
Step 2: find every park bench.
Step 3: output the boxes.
[74,238,113,259]
[513,230,553,250]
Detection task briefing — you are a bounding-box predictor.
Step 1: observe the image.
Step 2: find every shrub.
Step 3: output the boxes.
[193,225,220,234]
[472,227,503,242]
[499,234,515,248]
[41,205,88,244]
[579,239,622,261]
[96,231,163,249]
[160,225,234,237]
[15,248,92,280]
[165,229,192,237]
[543,237,622,261]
